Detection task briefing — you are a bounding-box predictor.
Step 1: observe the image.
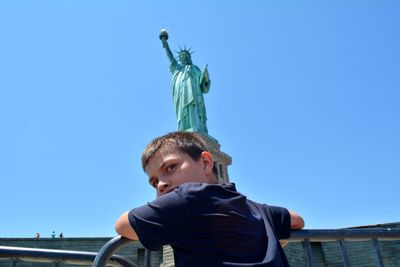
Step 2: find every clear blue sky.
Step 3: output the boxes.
[1,1,399,238]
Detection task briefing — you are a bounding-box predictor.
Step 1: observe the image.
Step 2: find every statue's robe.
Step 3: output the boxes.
[170,61,209,134]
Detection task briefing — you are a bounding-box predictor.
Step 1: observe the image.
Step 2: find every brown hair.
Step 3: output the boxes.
[141,131,217,175]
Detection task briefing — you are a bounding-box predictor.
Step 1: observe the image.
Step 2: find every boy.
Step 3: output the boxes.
[116,131,304,266]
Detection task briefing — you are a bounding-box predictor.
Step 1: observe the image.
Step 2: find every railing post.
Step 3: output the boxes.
[303,238,315,267]
[144,249,150,267]
[372,238,384,267]
[339,239,350,267]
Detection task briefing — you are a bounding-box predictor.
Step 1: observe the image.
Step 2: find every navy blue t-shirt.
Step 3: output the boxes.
[128,183,291,267]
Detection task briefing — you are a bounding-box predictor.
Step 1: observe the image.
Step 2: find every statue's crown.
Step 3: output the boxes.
[176,45,194,56]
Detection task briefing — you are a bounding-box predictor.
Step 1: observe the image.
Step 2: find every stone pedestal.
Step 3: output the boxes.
[160,245,175,267]
[193,133,232,184]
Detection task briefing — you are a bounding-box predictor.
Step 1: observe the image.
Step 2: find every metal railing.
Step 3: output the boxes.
[92,228,400,267]
[0,236,136,267]
[1,228,400,266]
[288,228,400,267]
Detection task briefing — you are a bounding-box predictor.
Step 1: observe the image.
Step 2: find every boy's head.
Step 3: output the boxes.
[141,132,218,197]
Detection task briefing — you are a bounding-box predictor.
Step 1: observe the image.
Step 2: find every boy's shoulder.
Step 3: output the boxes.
[176,182,240,198]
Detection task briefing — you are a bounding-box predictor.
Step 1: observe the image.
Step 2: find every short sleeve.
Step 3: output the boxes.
[128,190,186,250]
[265,205,291,239]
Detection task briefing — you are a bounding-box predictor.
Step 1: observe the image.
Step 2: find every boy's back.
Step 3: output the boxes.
[129,182,291,266]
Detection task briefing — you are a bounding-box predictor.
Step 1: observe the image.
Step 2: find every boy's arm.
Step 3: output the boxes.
[280,210,304,247]
[115,211,139,240]
[289,210,305,229]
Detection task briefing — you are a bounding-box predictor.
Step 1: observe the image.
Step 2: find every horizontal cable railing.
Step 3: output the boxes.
[1,228,400,266]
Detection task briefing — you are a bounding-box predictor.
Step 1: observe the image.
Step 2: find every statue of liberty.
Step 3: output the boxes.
[159,29,210,135]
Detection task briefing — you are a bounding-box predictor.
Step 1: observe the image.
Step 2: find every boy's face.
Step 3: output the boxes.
[145,148,214,198]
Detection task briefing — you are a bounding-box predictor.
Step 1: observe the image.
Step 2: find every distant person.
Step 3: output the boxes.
[116,131,304,266]
[51,231,56,238]
[35,232,40,239]
[59,233,64,238]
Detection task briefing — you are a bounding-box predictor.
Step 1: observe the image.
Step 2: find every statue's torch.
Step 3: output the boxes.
[159,29,169,41]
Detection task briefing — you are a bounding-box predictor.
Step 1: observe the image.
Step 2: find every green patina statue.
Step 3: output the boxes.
[159,29,210,135]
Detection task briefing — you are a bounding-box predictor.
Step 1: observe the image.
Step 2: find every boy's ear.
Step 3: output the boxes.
[200,151,214,175]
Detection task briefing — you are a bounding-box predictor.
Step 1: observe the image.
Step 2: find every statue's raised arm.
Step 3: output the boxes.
[159,29,210,135]
[159,29,176,65]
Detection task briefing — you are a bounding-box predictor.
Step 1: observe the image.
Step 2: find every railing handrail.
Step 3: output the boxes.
[0,243,136,267]
[92,235,136,267]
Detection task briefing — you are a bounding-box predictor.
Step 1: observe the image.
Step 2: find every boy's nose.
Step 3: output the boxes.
[157,181,171,196]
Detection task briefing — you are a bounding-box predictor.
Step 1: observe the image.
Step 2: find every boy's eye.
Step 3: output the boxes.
[166,164,176,172]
